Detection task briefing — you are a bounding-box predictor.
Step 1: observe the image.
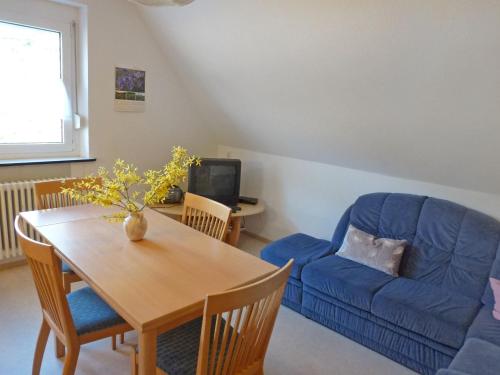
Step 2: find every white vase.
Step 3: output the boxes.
[123,212,148,241]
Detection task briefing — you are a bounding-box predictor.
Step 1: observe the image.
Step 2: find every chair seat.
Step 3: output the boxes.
[261,233,333,279]
[372,278,480,349]
[156,318,201,375]
[62,262,73,273]
[156,317,232,375]
[67,287,126,336]
[302,255,394,311]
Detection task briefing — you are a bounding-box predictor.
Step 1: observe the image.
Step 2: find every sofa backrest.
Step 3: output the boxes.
[332,193,500,302]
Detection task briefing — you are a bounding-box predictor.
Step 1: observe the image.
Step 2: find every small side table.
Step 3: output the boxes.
[152,202,265,246]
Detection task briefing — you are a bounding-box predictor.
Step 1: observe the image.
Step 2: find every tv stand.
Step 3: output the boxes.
[151,202,264,246]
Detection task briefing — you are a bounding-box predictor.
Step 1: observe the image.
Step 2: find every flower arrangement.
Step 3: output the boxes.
[62,146,200,225]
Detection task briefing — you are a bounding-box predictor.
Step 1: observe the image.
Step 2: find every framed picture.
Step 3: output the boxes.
[114,67,146,112]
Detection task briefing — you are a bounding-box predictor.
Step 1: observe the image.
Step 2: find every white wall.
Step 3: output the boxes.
[0,0,216,182]
[137,0,500,241]
[79,0,216,174]
[219,146,500,241]
[141,0,500,195]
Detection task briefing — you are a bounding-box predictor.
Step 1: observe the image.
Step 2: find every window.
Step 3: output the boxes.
[0,15,76,158]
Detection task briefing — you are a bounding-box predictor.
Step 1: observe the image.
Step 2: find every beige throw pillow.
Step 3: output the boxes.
[337,225,406,276]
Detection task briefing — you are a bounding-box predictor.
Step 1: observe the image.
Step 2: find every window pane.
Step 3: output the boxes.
[0,21,64,145]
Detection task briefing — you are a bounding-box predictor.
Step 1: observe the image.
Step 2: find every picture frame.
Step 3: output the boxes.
[114,67,146,112]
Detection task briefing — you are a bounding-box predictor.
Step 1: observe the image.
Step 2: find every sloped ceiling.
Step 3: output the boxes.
[137,0,500,194]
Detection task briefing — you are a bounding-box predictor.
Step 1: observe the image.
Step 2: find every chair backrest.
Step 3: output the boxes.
[182,193,232,241]
[196,259,293,375]
[14,216,77,344]
[34,178,101,210]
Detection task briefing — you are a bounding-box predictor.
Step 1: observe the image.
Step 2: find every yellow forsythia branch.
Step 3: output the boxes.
[61,146,200,222]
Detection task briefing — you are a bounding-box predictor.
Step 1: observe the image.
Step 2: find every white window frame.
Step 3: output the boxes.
[0,11,78,159]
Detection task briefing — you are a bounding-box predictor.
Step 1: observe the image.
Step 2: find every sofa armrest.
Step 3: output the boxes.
[261,233,333,280]
[445,338,500,375]
[466,305,500,347]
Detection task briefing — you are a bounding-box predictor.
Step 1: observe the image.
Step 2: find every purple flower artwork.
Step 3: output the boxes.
[115,67,146,101]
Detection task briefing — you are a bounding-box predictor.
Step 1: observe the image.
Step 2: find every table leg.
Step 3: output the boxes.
[138,330,157,375]
[227,217,242,246]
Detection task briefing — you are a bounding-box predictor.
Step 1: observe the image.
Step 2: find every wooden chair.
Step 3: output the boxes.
[34,178,102,294]
[34,178,126,347]
[131,259,293,375]
[182,192,232,242]
[34,178,99,210]
[14,216,132,375]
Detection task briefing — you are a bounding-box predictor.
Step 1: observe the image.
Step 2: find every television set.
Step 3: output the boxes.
[187,158,241,206]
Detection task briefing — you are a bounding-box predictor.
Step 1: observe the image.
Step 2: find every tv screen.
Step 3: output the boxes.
[188,158,241,206]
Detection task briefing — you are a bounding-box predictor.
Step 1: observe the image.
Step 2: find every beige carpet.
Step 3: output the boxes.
[0,234,416,375]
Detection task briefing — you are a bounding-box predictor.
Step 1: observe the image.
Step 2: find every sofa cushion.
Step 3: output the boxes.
[372,278,480,349]
[349,193,425,243]
[337,225,406,276]
[302,255,394,311]
[404,199,500,300]
[261,233,333,279]
[448,338,500,375]
[466,305,500,347]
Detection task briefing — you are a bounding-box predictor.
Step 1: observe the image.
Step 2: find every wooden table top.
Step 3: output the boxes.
[20,205,277,332]
[152,202,265,218]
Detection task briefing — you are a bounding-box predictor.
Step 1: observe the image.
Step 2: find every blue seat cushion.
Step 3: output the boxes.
[67,287,126,336]
[261,233,333,279]
[466,305,500,347]
[62,262,73,273]
[156,318,201,375]
[448,338,500,375]
[372,278,480,348]
[302,255,394,311]
[156,317,233,375]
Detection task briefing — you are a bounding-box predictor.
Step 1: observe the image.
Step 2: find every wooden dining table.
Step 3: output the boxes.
[20,204,277,375]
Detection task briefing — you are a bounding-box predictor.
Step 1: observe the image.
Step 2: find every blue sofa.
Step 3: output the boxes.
[261,193,500,375]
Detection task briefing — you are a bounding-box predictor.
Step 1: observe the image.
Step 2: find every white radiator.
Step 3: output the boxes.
[0,179,59,261]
